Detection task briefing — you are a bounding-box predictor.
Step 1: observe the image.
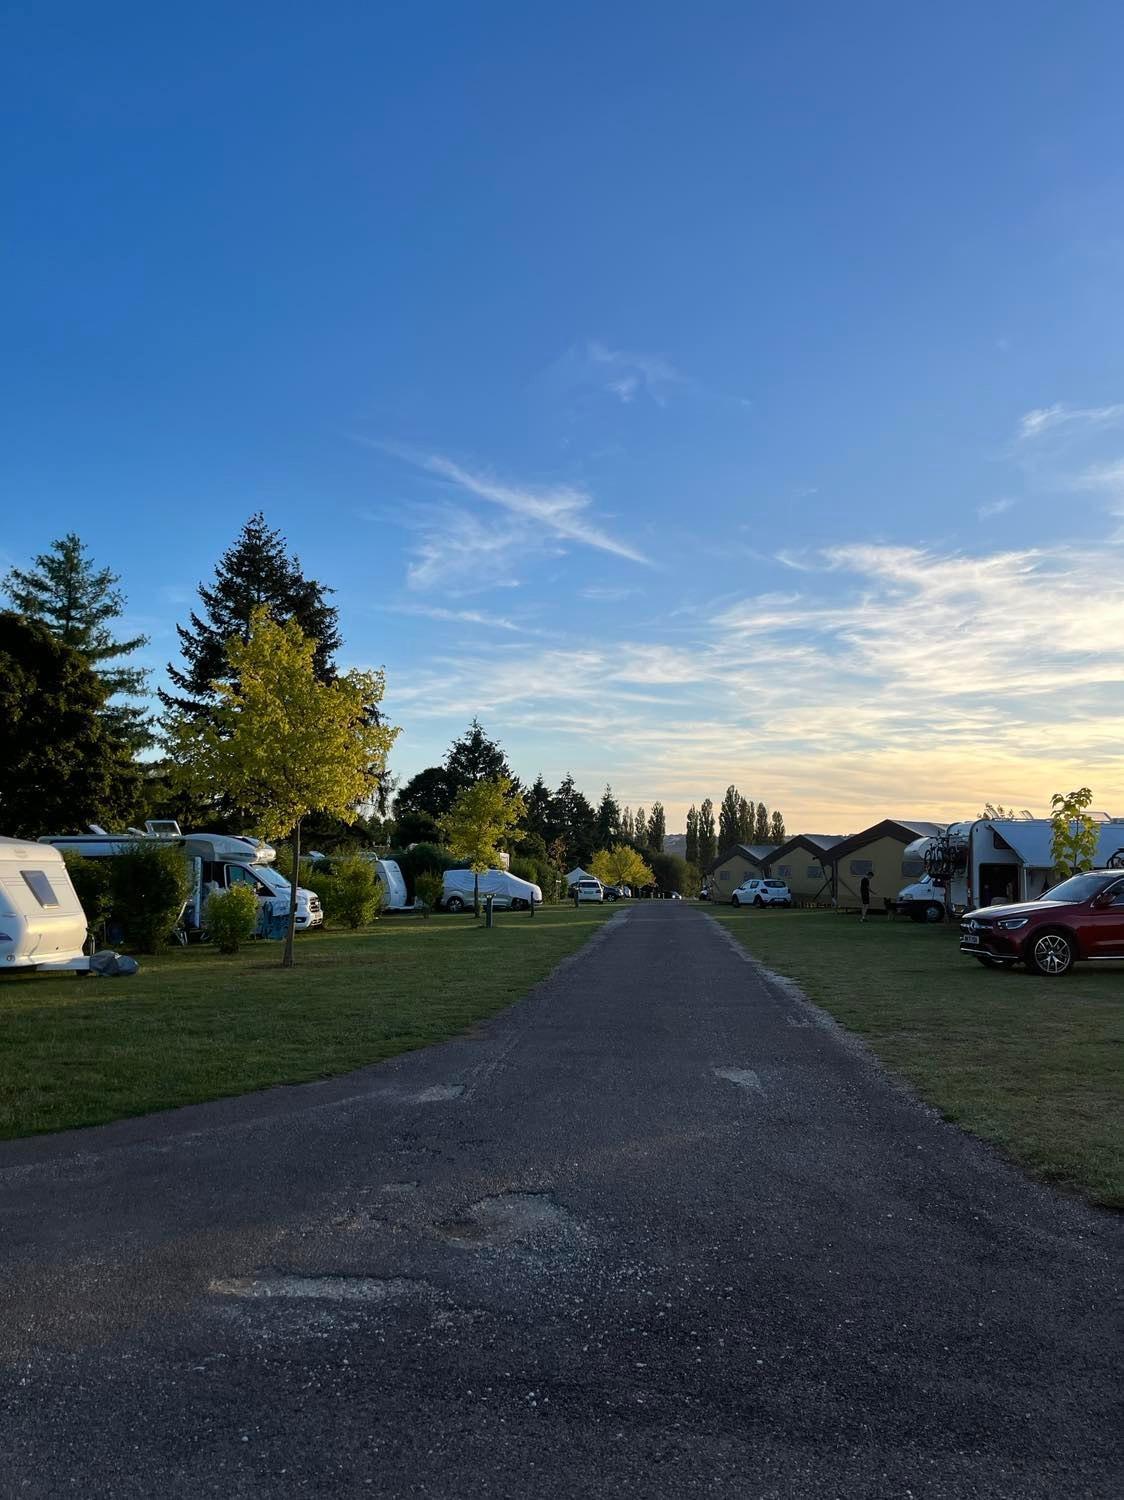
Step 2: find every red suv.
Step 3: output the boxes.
[960,870,1124,976]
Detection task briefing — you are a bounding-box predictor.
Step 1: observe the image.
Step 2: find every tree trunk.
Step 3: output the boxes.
[283,818,301,968]
[473,869,480,918]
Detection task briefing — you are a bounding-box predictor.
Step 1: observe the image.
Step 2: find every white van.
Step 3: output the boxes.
[441,868,542,913]
[0,838,90,971]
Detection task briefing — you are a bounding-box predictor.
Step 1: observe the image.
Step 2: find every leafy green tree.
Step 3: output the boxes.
[590,845,655,890]
[166,608,398,967]
[0,612,144,836]
[718,786,743,848]
[685,805,699,867]
[595,785,622,848]
[647,801,666,853]
[327,854,384,929]
[697,798,716,868]
[634,806,648,849]
[440,776,526,916]
[754,802,769,843]
[3,533,152,749]
[769,809,786,843]
[61,851,112,945]
[394,766,454,844]
[1050,788,1100,878]
[648,850,693,895]
[111,841,192,953]
[162,512,341,717]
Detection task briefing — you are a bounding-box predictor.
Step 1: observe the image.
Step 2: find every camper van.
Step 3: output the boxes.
[898,818,1124,917]
[0,837,90,970]
[441,868,542,912]
[39,823,323,936]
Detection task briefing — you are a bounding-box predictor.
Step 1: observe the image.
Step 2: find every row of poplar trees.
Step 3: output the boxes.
[684,790,786,869]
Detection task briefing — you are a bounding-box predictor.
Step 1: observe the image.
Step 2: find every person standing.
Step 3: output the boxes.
[860,870,873,922]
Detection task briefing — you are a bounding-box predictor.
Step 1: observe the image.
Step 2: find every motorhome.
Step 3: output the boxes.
[898,818,1124,917]
[441,868,542,912]
[0,837,90,970]
[39,822,323,936]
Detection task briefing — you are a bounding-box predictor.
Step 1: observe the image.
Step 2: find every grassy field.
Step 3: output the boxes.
[0,906,614,1139]
[710,907,1124,1208]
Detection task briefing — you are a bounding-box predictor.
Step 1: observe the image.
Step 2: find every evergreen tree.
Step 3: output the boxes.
[3,532,152,749]
[685,805,699,867]
[634,806,648,849]
[551,774,597,866]
[394,766,454,845]
[444,718,513,793]
[770,809,786,843]
[595,784,621,847]
[719,786,743,848]
[0,612,143,836]
[647,801,666,853]
[162,513,340,715]
[524,774,554,843]
[754,802,770,842]
[698,798,716,867]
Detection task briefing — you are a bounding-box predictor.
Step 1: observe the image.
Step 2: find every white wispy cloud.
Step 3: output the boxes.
[1017,402,1124,442]
[977,497,1016,519]
[586,341,687,406]
[380,603,545,634]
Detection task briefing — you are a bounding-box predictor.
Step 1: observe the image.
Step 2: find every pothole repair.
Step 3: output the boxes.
[436,1191,583,1251]
[713,1067,765,1094]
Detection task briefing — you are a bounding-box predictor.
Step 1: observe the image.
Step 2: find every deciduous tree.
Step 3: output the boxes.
[166,608,398,967]
[697,798,716,868]
[685,806,699,867]
[1050,788,1100,878]
[590,844,655,891]
[754,802,769,843]
[769,809,786,843]
[634,806,648,849]
[647,801,666,853]
[440,776,526,917]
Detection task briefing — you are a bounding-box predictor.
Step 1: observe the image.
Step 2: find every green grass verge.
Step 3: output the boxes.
[708,907,1124,1208]
[0,906,614,1139]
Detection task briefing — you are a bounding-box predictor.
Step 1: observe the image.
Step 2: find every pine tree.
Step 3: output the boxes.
[647,801,666,853]
[551,774,597,866]
[634,806,648,849]
[685,805,699,867]
[524,774,554,843]
[698,798,716,867]
[595,785,621,847]
[3,532,152,749]
[754,802,770,842]
[445,719,513,792]
[162,513,340,716]
[770,809,786,843]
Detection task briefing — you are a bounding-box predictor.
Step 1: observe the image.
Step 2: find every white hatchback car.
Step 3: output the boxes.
[731,878,792,908]
[574,878,605,903]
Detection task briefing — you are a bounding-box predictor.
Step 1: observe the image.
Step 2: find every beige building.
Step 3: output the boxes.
[704,844,777,903]
[766,834,844,906]
[820,820,944,911]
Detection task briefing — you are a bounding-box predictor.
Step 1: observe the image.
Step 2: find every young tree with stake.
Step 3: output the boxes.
[166,609,398,967]
[440,777,526,917]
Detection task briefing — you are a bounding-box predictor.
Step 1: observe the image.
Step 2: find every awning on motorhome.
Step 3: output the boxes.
[991,820,1124,869]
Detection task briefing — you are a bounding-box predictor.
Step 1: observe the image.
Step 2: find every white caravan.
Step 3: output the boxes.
[441,868,542,912]
[0,837,90,970]
[39,823,323,935]
[898,818,1124,917]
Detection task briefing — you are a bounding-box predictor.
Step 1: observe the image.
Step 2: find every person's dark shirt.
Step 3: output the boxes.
[860,875,871,903]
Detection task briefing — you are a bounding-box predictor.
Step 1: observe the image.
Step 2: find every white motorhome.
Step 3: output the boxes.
[0,837,90,970]
[39,823,323,936]
[441,868,542,912]
[898,818,1124,917]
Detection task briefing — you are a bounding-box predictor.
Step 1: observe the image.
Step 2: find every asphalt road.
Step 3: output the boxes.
[0,904,1119,1498]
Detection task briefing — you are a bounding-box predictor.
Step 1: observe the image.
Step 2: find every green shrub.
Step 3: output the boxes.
[61,852,112,942]
[414,871,444,910]
[205,884,260,953]
[326,854,383,929]
[109,842,192,953]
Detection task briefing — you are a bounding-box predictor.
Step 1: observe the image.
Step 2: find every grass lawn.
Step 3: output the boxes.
[710,907,1124,1209]
[0,906,614,1140]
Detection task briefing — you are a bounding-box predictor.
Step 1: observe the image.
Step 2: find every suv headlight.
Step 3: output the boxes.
[996,917,1029,930]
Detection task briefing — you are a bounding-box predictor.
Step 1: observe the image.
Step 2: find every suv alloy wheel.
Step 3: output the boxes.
[1028,930,1075,977]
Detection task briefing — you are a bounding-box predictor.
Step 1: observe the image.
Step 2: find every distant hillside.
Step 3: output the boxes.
[663,834,687,859]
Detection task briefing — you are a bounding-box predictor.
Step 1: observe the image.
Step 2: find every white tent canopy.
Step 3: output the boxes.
[565,867,592,886]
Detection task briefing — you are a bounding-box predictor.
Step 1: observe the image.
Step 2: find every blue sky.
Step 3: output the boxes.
[4,2,1124,829]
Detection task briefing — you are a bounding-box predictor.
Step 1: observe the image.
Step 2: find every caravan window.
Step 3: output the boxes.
[20,870,59,907]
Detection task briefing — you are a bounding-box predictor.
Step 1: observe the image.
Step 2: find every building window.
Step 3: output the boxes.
[719,870,730,882]
[806,865,823,880]
[777,864,791,876]
[20,870,59,907]
[901,859,924,878]
[850,859,873,876]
